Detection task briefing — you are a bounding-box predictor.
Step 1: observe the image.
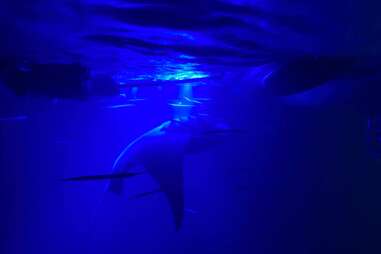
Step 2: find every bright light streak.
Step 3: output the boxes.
[106,104,135,109]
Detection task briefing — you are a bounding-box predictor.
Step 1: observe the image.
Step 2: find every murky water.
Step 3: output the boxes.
[1,1,381,253]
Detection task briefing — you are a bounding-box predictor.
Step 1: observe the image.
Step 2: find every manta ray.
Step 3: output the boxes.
[64,116,241,229]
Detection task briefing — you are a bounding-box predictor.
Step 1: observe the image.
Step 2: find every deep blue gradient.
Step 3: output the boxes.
[1,81,381,254]
[1,1,381,254]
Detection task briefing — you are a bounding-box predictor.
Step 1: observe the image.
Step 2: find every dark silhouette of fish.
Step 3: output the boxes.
[264,55,380,96]
[63,117,240,230]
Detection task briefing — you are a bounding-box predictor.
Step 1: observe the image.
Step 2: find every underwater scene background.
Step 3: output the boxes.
[1,1,381,253]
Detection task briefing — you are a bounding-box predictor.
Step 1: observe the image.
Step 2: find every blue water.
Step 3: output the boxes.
[1,1,381,253]
[1,89,380,254]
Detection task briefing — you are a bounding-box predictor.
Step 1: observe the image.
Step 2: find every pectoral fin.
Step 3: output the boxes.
[62,172,142,181]
[144,153,185,230]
